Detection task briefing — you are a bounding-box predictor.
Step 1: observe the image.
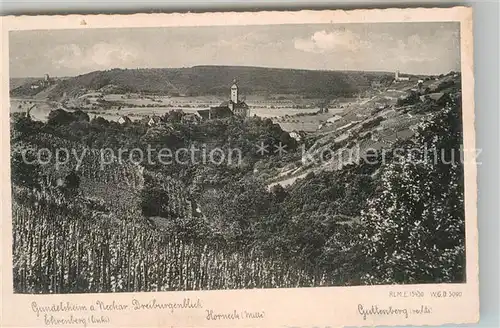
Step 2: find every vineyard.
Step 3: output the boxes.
[12,186,340,293]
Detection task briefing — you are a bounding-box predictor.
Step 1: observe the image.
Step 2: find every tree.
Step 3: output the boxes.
[140,186,171,218]
[90,116,110,127]
[359,97,465,284]
[11,114,43,136]
[163,110,183,123]
[270,184,287,203]
[73,110,90,122]
[10,151,41,190]
[47,109,76,126]
[60,170,81,197]
[396,90,419,107]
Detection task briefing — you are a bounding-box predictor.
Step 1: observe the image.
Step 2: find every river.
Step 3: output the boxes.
[10,98,74,122]
[10,97,348,127]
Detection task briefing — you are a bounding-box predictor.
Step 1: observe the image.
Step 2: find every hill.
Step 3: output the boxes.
[10,77,41,90]
[10,70,465,292]
[268,72,462,188]
[11,66,394,100]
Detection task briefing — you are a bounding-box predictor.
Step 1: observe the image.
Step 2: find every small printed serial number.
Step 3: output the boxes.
[389,291,424,298]
[430,291,463,298]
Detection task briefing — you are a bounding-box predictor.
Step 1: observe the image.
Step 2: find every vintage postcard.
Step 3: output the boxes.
[0,6,478,328]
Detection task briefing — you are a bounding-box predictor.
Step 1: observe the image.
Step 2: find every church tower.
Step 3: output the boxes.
[230,79,238,103]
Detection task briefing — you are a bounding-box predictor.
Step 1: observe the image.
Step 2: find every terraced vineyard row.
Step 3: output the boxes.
[12,186,337,293]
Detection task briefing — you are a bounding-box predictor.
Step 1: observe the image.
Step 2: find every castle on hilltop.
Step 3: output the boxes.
[213,79,249,117]
[198,79,250,120]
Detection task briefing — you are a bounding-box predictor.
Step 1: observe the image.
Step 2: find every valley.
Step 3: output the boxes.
[9,66,465,293]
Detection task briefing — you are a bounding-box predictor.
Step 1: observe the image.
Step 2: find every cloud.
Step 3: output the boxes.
[9,23,459,77]
[392,34,438,64]
[203,31,279,52]
[90,43,138,67]
[47,42,139,70]
[294,30,370,53]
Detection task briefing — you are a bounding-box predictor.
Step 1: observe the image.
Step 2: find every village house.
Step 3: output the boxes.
[289,130,306,142]
[318,115,342,129]
[118,115,132,125]
[148,115,162,126]
[326,115,342,124]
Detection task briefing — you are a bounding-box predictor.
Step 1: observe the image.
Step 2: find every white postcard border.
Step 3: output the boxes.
[0,7,478,328]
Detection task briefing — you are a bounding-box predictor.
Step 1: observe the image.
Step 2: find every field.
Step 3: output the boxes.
[47,92,348,130]
[11,66,386,130]
[11,94,336,127]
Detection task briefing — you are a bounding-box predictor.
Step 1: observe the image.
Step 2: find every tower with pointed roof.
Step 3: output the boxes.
[230,79,239,104]
[210,80,249,118]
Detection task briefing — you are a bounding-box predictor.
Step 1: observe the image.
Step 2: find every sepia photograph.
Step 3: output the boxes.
[1,7,479,328]
[9,21,467,294]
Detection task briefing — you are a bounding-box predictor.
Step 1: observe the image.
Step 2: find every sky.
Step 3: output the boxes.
[9,22,460,78]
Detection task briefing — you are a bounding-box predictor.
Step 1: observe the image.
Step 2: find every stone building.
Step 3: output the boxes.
[394,70,410,82]
[215,80,249,118]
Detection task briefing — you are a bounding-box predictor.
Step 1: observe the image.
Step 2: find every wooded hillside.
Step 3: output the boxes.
[11,66,394,99]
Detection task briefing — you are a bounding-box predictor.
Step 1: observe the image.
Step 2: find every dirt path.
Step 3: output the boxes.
[267,171,309,190]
